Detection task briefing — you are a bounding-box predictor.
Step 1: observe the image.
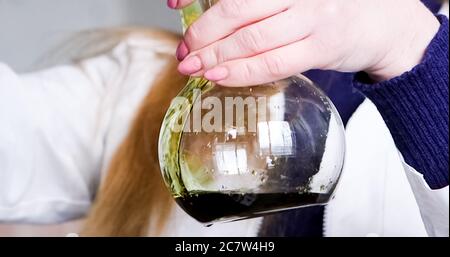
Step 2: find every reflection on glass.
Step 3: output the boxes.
[258,121,294,157]
[214,144,248,175]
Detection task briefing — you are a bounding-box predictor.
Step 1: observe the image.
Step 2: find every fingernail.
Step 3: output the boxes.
[167,0,178,8]
[204,67,229,81]
[176,41,189,61]
[178,56,203,75]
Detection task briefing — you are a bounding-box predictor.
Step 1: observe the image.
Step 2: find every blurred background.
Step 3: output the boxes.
[0,0,180,236]
[0,0,180,72]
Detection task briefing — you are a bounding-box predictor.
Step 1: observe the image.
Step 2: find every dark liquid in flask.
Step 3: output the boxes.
[175,191,331,224]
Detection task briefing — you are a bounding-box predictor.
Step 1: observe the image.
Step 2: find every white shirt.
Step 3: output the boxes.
[0,30,448,236]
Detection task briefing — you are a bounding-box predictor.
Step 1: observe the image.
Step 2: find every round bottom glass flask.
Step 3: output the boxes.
[158,1,345,225]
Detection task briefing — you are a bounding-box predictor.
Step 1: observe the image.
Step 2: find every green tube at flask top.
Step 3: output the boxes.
[158,1,215,198]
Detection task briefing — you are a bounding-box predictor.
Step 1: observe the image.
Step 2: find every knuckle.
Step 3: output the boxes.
[213,46,227,64]
[262,55,285,77]
[240,62,254,82]
[238,27,265,53]
[218,0,248,18]
[203,46,224,67]
[320,1,342,19]
[185,24,201,48]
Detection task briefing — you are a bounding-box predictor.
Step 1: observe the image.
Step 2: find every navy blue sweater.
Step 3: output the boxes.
[355,15,449,190]
[259,1,449,237]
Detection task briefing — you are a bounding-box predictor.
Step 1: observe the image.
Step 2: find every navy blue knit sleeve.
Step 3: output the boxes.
[353,15,449,189]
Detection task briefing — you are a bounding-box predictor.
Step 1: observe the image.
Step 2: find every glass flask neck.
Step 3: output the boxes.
[180,0,219,32]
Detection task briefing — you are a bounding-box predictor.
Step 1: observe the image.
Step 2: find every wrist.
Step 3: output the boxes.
[367,8,440,82]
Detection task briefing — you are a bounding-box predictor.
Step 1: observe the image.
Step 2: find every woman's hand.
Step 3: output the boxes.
[169,0,440,86]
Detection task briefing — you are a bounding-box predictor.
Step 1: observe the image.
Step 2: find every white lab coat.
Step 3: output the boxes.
[0,13,448,237]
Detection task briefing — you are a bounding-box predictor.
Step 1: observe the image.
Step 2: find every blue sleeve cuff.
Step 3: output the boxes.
[353,15,449,189]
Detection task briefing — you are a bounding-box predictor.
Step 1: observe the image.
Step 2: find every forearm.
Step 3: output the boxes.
[354,15,449,189]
